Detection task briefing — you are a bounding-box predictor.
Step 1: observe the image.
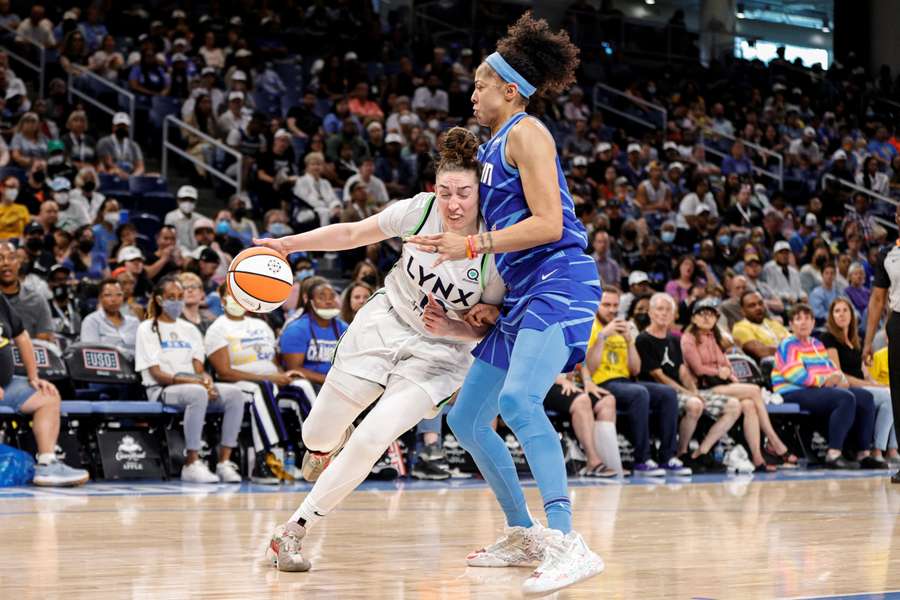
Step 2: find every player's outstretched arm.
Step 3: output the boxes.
[254,214,388,256]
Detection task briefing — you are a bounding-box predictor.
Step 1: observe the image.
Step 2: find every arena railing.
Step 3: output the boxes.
[67,65,135,146]
[0,21,46,98]
[162,115,242,196]
[699,127,784,190]
[824,173,898,229]
[592,82,667,131]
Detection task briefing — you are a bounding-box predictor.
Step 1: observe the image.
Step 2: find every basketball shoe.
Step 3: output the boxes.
[521,529,604,596]
[267,522,311,572]
[466,523,546,567]
[301,425,354,482]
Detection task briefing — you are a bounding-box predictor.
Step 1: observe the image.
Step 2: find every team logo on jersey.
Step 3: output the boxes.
[481,162,494,186]
[466,268,479,283]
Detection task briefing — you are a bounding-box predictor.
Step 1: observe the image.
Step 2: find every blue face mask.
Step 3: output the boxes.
[160,299,184,320]
[661,231,676,243]
[296,268,315,282]
[216,220,230,235]
[269,222,293,237]
[718,234,732,247]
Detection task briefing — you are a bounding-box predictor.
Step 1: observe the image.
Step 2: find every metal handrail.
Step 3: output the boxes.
[824,174,898,207]
[699,126,783,190]
[0,20,46,98]
[592,82,667,131]
[162,115,242,195]
[702,143,781,186]
[67,65,135,145]
[842,203,898,231]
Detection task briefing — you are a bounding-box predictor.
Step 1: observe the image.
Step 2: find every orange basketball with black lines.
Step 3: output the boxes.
[226,247,293,313]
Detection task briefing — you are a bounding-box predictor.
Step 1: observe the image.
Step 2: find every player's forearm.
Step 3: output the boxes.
[473,215,562,255]
[278,222,375,253]
[863,293,885,348]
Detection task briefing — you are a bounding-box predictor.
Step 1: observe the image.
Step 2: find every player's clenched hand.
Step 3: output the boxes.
[464,303,499,327]
[253,237,290,257]
[422,294,452,336]
[404,232,468,267]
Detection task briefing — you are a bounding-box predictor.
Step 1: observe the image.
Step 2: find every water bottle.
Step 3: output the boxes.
[713,441,725,464]
[284,449,296,478]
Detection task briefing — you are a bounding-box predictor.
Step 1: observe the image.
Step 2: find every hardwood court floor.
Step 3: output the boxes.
[1,473,899,600]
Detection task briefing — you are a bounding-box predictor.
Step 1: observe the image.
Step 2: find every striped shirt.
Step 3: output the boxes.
[771,335,838,395]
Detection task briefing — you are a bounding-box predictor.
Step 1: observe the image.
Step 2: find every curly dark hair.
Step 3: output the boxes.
[436,126,481,177]
[494,11,580,99]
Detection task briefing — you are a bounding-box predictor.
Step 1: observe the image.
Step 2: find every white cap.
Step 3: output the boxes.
[202,66,216,76]
[627,143,641,154]
[172,9,186,18]
[4,79,25,99]
[235,49,252,58]
[804,213,818,227]
[112,112,131,126]
[228,91,245,102]
[803,126,816,137]
[117,246,144,263]
[792,87,803,95]
[572,156,588,167]
[344,51,359,61]
[229,16,243,26]
[173,37,188,47]
[366,121,383,132]
[668,161,684,171]
[398,114,414,126]
[832,149,847,160]
[694,204,711,216]
[595,142,612,154]
[385,133,404,145]
[663,141,678,151]
[628,271,650,286]
[171,52,187,62]
[773,83,787,92]
[63,10,78,20]
[193,217,216,232]
[231,70,247,81]
[177,185,198,199]
[774,240,792,254]
[274,128,291,139]
[461,48,473,57]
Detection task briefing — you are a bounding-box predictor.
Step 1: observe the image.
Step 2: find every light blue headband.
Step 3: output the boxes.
[485,52,536,99]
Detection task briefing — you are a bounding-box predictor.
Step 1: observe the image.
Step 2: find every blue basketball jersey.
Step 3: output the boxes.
[474,112,601,372]
[477,112,589,290]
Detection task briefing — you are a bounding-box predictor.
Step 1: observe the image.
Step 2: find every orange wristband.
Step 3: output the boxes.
[466,235,477,259]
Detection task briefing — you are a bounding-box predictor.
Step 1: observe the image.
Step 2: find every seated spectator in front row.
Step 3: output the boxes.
[586,286,684,477]
[771,304,877,469]
[178,271,216,333]
[732,291,790,363]
[0,242,54,341]
[680,298,798,470]
[339,281,373,325]
[0,290,89,486]
[819,299,896,467]
[135,275,247,483]
[81,278,139,353]
[97,112,144,179]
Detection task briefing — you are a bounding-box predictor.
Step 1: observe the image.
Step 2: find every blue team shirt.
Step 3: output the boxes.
[279,314,348,376]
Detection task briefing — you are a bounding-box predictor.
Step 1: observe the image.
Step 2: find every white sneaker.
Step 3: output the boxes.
[724,446,755,474]
[216,461,242,483]
[267,522,312,572]
[633,459,666,477]
[466,524,546,567]
[664,457,693,476]
[522,530,604,596]
[32,460,90,487]
[181,460,219,483]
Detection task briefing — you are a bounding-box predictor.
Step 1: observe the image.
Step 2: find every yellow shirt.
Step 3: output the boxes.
[0,203,29,240]
[587,318,631,384]
[732,318,790,349]
[871,347,889,386]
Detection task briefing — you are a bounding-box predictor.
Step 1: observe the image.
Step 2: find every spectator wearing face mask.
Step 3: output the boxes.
[20,220,53,281]
[46,263,81,340]
[0,175,29,240]
[164,186,208,250]
[62,110,96,168]
[19,161,51,215]
[63,224,106,279]
[261,209,293,239]
[92,197,121,261]
[51,176,90,233]
[228,194,257,243]
[70,167,104,220]
[0,242,54,341]
[97,112,145,179]
[45,139,75,182]
[117,245,153,300]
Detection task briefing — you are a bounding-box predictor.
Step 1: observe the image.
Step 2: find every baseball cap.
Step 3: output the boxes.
[803,126,816,137]
[193,217,215,233]
[117,246,144,263]
[235,49,252,58]
[385,133,404,145]
[172,9,186,18]
[627,143,641,154]
[773,83,787,92]
[47,139,65,153]
[344,51,358,61]
[112,112,131,126]
[177,185,198,199]
[23,222,43,235]
[202,66,216,76]
[198,247,220,263]
[832,149,847,160]
[229,16,243,26]
[668,161,684,172]
[614,176,630,187]
[366,121,384,132]
[228,91,245,102]
[628,271,650,286]
[774,240,792,254]
[691,298,720,315]
[49,177,71,192]
[274,128,291,139]
[744,252,761,264]
[49,263,71,277]
[572,156,588,167]
[461,48,473,57]
[231,70,247,81]
[804,213,818,227]
[595,142,612,154]
[694,204,711,216]
[171,53,187,63]
[663,141,678,151]
[173,38,188,47]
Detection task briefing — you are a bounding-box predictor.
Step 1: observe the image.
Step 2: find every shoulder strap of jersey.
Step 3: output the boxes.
[404,193,436,237]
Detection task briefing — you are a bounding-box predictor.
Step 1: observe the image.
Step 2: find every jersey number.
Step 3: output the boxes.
[480,163,493,186]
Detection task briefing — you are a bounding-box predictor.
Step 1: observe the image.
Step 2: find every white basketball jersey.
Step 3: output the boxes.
[377,192,506,339]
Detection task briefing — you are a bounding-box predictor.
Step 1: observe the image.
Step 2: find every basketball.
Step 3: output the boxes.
[226,247,293,313]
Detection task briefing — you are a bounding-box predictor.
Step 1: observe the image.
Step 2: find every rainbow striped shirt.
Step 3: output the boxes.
[771,335,839,395]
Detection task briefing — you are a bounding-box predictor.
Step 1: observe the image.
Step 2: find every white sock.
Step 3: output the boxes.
[594,422,623,474]
[291,497,327,531]
[37,453,55,466]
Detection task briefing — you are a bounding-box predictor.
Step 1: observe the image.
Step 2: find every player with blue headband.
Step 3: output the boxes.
[406,11,604,596]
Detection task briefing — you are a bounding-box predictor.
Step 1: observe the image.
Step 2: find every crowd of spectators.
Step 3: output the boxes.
[0,2,898,486]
